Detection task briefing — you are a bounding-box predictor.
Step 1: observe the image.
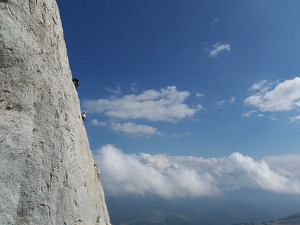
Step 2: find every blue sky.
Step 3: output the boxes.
[58,0,300,158]
[57,0,300,198]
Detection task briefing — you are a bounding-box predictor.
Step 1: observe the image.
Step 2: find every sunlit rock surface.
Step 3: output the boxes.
[0,0,110,224]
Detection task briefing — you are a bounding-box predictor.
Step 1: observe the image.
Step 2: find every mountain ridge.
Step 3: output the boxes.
[254,212,300,225]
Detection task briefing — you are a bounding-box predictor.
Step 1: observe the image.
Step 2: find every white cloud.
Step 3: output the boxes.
[210,17,219,26]
[242,111,253,117]
[290,115,300,123]
[216,97,235,106]
[92,119,106,127]
[131,82,138,92]
[209,43,230,57]
[242,110,265,118]
[216,100,225,106]
[249,80,267,91]
[94,145,219,198]
[92,119,162,136]
[265,154,300,177]
[245,77,300,112]
[83,86,198,121]
[111,122,162,136]
[229,153,300,194]
[229,97,235,104]
[196,104,205,110]
[270,115,278,120]
[196,93,204,98]
[94,145,300,198]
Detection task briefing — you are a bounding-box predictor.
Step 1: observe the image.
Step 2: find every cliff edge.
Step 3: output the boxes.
[0,0,111,224]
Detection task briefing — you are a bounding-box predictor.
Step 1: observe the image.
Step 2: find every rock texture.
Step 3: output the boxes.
[0,0,111,224]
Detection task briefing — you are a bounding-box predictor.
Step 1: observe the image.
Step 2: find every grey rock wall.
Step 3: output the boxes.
[0,0,111,224]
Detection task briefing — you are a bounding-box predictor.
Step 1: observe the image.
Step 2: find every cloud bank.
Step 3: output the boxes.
[94,145,300,198]
[95,145,219,198]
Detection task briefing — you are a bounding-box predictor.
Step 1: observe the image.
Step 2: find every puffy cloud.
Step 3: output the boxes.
[111,122,162,136]
[209,43,230,57]
[94,145,300,198]
[245,77,300,112]
[83,86,198,121]
[229,153,300,194]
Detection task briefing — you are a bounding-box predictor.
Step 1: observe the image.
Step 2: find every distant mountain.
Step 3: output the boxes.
[234,212,300,225]
[120,209,203,225]
[107,190,300,225]
[256,212,300,225]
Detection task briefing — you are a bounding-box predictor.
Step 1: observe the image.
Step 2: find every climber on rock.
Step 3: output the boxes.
[82,112,86,122]
[72,78,80,90]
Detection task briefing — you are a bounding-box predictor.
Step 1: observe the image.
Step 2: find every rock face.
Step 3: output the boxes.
[0,1,111,224]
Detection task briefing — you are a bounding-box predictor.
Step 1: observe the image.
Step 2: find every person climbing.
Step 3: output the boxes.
[82,112,86,122]
[72,78,80,90]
